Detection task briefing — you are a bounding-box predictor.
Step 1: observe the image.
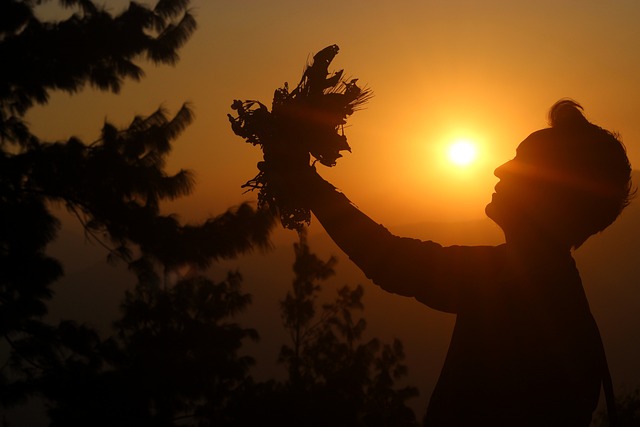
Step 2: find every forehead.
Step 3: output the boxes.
[514,129,569,165]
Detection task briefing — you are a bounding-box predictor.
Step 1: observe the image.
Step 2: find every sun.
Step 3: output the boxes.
[447,139,478,166]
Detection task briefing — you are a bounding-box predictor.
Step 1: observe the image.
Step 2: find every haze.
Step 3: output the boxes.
[28,0,640,225]
[17,0,640,421]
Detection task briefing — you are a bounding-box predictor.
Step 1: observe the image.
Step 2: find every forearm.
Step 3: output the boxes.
[303,171,494,313]
[305,172,395,270]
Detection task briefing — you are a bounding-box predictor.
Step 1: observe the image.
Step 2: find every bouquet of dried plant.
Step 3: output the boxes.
[228,44,372,231]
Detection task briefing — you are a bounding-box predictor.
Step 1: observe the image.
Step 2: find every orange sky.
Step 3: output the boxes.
[28,0,640,229]
[16,3,640,419]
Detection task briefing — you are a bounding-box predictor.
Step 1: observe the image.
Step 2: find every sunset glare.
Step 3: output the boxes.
[11,2,640,425]
[447,140,478,166]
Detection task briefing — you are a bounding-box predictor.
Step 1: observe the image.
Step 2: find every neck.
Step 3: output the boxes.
[503,229,573,271]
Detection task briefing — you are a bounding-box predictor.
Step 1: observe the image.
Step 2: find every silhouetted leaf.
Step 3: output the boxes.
[228,44,372,230]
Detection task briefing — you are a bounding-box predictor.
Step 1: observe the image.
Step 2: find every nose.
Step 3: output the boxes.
[494,159,513,178]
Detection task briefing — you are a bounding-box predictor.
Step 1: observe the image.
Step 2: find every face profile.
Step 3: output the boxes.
[485,132,572,243]
[486,101,633,250]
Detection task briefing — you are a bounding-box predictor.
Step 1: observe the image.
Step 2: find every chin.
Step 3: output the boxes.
[485,200,497,221]
[485,201,506,229]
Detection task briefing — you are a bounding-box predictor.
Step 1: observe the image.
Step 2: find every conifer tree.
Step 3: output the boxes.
[5,271,258,426]
[1,0,274,416]
[276,232,420,426]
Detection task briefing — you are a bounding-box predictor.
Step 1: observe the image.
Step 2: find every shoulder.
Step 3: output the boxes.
[436,243,506,277]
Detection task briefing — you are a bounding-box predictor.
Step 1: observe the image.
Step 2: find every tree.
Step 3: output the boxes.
[594,387,640,427]
[279,229,338,389]
[113,269,259,425]
[275,231,419,427]
[4,271,259,426]
[1,266,261,426]
[1,0,275,418]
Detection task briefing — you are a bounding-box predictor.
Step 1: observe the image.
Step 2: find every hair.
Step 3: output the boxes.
[546,99,634,248]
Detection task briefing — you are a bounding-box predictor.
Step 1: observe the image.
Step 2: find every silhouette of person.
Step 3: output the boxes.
[292,100,633,426]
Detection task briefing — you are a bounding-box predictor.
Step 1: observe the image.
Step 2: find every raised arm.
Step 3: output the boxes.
[301,169,502,313]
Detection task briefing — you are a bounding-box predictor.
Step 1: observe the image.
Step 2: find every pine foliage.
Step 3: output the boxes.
[1,1,276,418]
[274,231,420,426]
[0,0,196,120]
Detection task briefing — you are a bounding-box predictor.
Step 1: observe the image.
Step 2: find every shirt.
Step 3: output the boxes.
[309,184,603,426]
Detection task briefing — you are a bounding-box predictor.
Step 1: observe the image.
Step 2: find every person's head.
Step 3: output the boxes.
[485,99,633,249]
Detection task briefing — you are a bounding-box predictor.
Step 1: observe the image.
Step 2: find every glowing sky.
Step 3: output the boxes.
[17,3,640,419]
[28,0,640,227]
